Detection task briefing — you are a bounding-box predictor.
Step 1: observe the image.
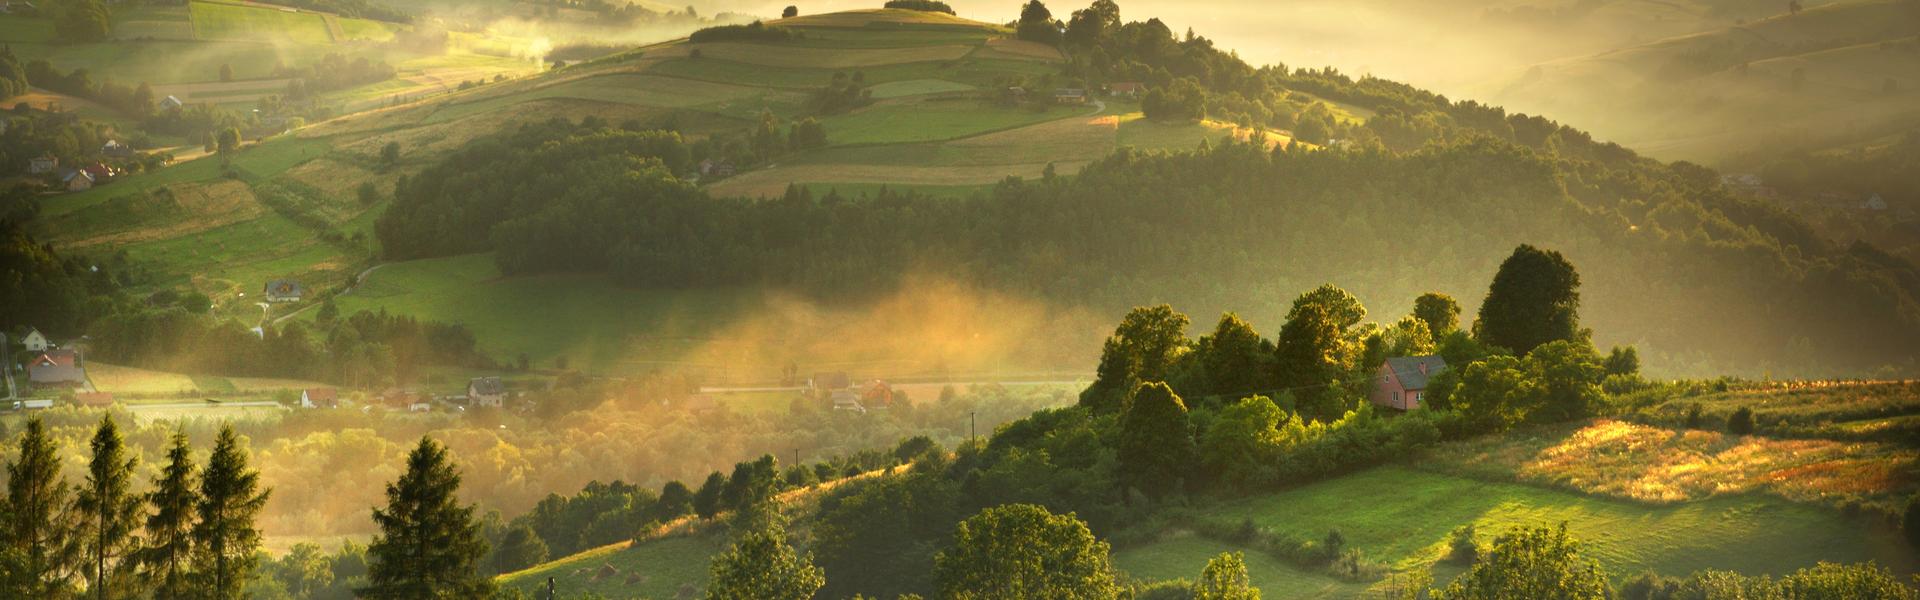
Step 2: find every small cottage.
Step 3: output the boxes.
[158,95,183,111]
[263,279,304,302]
[1371,355,1447,410]
[301,388,338,408]
[19,327,49,352]
[468,377,506,407]
[62,169,94,192]
[102,139,134,158]
[1054,88,1088,105]
[1109,82,1144,98]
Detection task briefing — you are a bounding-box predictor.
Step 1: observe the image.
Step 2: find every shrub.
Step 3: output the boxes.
[883,0,955,13]
[1682,403,1704,429]
[1727,406,1755,435]
[688,21,800,43]
[1905,494,1920,550]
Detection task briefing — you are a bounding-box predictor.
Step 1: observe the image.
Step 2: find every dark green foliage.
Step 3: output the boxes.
[75,417,142,600]
[361,437,494,599]
[0,219,121,340]
[1143,77,1206,122]
[782,6,798,17]
[54,0,111,43]
[487,525,546,575]
[1473,245,1583,356]
[1414,293,1461,336]
[812,70,872,115]
[1184,313,1275,400]
[1437,525,1609,600]
[1603,346,1640,377]
[883,0,954,14]
[1015,1,1061,45]
[0,48,27,101]
[814,472,959,598]
[191,425,270,600]
[721,454,782,512]
[693,472,726,520]
[789,117,828,149]
[1727,407,1756,435]
[1683,403,1705,430]
[1081,305,1190,412]
[1118,382,1196,499]
[1907,494,1920,550]
[688,21,800,43]
[704,515,823,600]
[1273,302,1347,420]
[1445,524,1478,564]
[1,418,80,598]
[933,504,1117,600]
[138,432,197,600]
[90,308,488,387]
[379,141,401,166]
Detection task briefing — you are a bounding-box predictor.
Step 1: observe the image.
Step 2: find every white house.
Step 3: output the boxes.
[20,327,49,352]
[468,377,506,407]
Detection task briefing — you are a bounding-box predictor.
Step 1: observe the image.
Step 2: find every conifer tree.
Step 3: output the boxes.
[1,418,81,598]
[190,426,269,600]
[138,431,198,600]
[75,417,143,600]
[1117,382,1197,499]
[361,437,494,599]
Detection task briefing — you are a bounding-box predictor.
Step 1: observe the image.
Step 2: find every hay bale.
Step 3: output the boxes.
[592,563,619,581]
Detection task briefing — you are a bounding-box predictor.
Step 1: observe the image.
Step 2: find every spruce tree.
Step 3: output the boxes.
[361,437,495,599]
[190,426,269,600]
[139,431,198,600]
[1,417,81,598]
[1117,382,1197,499]
[75,417,143,600]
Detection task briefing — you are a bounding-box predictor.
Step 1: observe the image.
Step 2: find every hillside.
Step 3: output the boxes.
[1489,0,1920,165]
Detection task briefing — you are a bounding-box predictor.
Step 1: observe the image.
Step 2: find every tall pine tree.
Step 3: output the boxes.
[1117,382,1197,499]
[190,426,269,600]
[75,417,143,600]
[360,437,494,599]
[2,418,81,598]
[138,431,197,600]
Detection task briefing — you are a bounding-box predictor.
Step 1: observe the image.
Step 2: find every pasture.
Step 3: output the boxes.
[1112,534,1374,599]
[190,1,334,44]
[819,99,1088,145]
[1204,466,1917,582]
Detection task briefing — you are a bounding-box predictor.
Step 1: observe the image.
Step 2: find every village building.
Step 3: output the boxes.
[1371,355,1447,410]
[468,377,506,407]
[1109,81,1144,98]
[263,279,305,302]
[301,388,338,408]
[19,327,49,352]
[102,139,134,159]
[62,169,94,192]
[1054,88,1088,105]
[29,155,57,174]
[28,349,87,387]
[158,95,184,111]
[73,392,114,408]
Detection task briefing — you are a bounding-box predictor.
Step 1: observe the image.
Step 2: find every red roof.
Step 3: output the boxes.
[1111,82,1144,93]
[83,163,111,178]
[34,349,77,367]
[305,388,337,402]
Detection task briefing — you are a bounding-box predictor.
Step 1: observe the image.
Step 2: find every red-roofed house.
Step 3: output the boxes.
[301,388,338,408]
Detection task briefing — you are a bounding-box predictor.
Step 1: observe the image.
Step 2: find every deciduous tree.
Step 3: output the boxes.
[1473,245,1583,356]
[933,504,1116,600]
[1437,525,1609,600]
[1118,382,1197,499]
[1194,551,1261,600]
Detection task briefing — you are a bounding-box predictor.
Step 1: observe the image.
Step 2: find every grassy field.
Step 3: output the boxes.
[1206,466,1917,583]
[190,0,334,44]
[1112,534,1374,599]
[496,533,725,598]
[821,100,1088,146]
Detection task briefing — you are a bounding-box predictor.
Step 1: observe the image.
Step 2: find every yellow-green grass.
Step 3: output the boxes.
[423,73,806,124]
[324,254,766,373]
[88,362,325,396]
[1419,419,1919,511]
[684,41,974,69]
[334,16,398,42]
[112,6,197,40]
[0,16,57,43]
[1208,466,1918,583]
[37,136,330,220]
[866,78,975,99]
[496,533,725,598]
[189,0,333,44]
[3,38,330,84]
[797,181,991,199]
[644,56,1056,90]
[777,27,995,49]
[1112,534,1373,599]
[774,8,1006,31]
[820,99,1088,146]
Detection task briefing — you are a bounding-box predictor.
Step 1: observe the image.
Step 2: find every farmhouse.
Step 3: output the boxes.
[263,279,305,302]
[83,163,114,182]
[19,327,49,352]
[28,349,87,387]
[1371,355,1447,410]
[28,155,57,174]
[468,377,506,407]
[158,95,183,111]
[699,159,737,178]
[1109,82,1144,97]
[1054,88,1088,104]
[73,392,114,408]
[61,169,94,192]
[301,388,338,408]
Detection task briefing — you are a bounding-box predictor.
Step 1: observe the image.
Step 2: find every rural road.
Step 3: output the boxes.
[125,401,284,411]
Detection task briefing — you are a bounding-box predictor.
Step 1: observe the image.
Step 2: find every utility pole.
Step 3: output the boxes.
[792,448,799,468]
[969,411,976,441]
